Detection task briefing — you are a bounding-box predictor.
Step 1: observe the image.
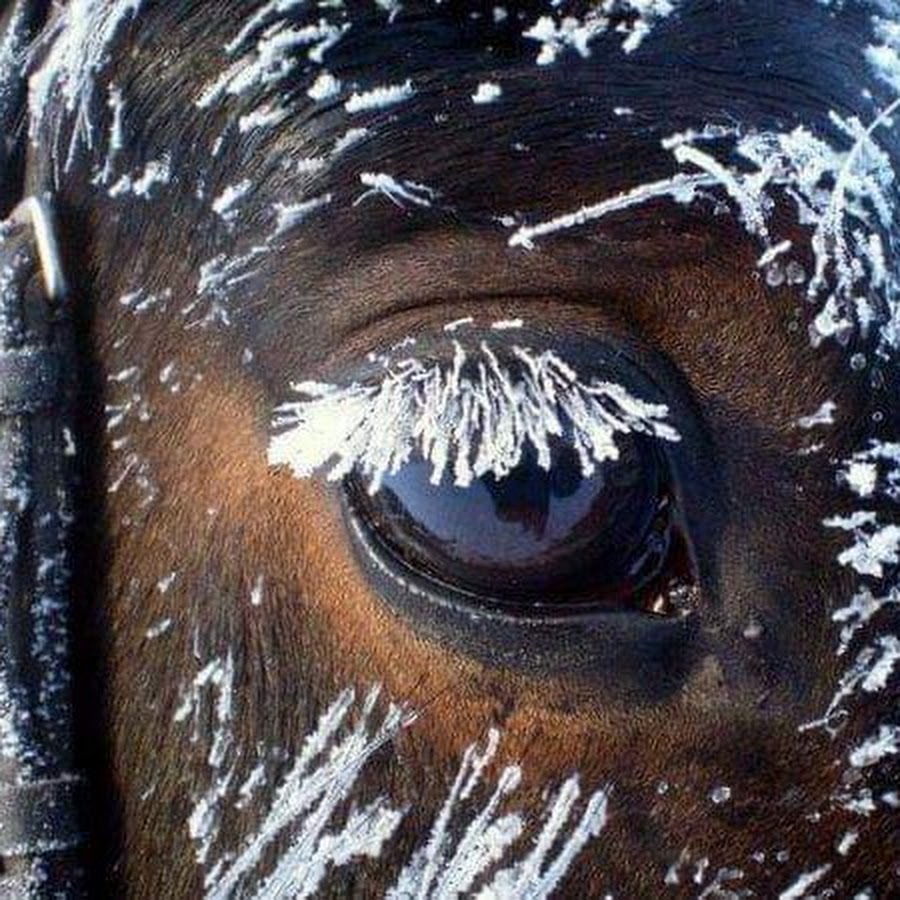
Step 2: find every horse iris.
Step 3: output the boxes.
[346,434,675,614]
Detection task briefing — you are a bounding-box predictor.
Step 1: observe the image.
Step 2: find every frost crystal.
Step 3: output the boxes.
[269,339,679,493]
[344,79,416,114]
[28,0,144,176]
[203,686,412,900]
[197,19,349,109]
[523,2,680,62]
[387,729,610,900]
[514,100,900,353]
[354,173,438,209]
[667,103,900,351]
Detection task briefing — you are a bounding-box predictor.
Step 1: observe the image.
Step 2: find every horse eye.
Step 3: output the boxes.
[344,433,697,620]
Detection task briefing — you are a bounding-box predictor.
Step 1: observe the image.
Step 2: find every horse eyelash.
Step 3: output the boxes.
[267,336,680,493]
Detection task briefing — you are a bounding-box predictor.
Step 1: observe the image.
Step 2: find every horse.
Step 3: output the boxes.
[0,0,897,896]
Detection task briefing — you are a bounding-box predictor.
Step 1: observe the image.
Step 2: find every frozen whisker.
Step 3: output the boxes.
[507,173,717,249]
[354,172,438,209]
[268,338,680,493]
[388,728,610,900]
[92,82,125,185]
[668,100,900,352]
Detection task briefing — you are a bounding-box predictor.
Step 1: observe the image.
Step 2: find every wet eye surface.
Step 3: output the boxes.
[345,433,697,619]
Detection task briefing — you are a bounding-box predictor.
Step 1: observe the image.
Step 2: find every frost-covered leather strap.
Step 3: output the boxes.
[0,202,85,895]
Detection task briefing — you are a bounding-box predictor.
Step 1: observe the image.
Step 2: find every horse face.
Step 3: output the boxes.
[19,1,900,896]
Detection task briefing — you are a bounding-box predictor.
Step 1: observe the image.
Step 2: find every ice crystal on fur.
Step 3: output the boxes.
[268,340,679,493]
[354,173,438,209]
[197,19,348,109]
[192,685,411,900]
[514,101,900,352]
[523,2,680,62]
[668,103,900,351]
[27,0,144,177]
[388,729,610,900]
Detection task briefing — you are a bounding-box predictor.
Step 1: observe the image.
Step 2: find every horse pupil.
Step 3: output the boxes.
[347,434,670,611]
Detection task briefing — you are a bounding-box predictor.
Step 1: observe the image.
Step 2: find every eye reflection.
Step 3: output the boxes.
[346,433,693,615]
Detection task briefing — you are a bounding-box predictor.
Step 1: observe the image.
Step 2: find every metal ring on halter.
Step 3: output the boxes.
[9,197,68,303]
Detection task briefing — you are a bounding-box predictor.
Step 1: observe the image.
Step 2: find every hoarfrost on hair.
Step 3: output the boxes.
[848,723,900,768]
[387,728,610,900]
[27,0,144,177]
[794,400,837,430]
[823,511,900,578]
[354,173,438,209]
[800,634,900,734]
[667,102,900,352]
[523,2,680,63]
[344,79,415,114]
[198,19,349,108]
[268,339,679,493]
[866,13,900,92]
[107,156,171,199]
[832,587,900,654]
[513,100,900,352]
[307,70,342,102]
[508,172,717,249]
[211,180,253,224]
[472,82,503,105]
[778,865,832,900]
[205,686,412,900]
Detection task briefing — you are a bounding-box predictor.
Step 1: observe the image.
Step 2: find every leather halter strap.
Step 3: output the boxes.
[0,196,86,897]
[0,0,88,889]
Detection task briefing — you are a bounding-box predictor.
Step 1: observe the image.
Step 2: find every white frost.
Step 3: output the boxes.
[307,70,342,102]
[344,79,415,114]
[848,724,900,768]
[354,173,438,209]
[472,82,503,105]
[269,338,679,493]
[794,400,836,430]
[27,0,144,176]
[778,865,832,900]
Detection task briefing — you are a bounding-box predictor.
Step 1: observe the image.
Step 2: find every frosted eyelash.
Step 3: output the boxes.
[268,339,680,493]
